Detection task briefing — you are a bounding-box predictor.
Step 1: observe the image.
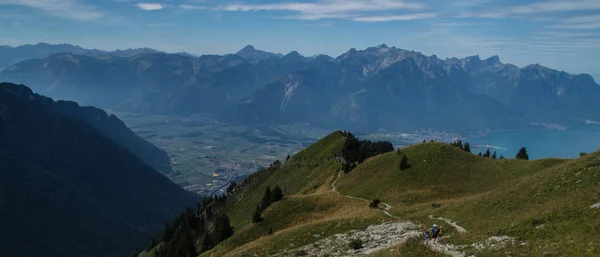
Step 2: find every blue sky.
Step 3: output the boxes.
[0,0,599,79]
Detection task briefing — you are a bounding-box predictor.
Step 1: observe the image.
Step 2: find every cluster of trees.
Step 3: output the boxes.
[151,196,234,257]
[449,140,530,161]
[477,148,503,159]
[450,140,471,153]
[340,131,394,172]
[252,186,284,223]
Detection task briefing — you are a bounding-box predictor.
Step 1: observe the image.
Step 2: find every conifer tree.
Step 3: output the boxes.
[484,148,491,158]
[464,142,471,153]
[491,151,497,159]
[162,222,173,242]
[200,234,213,252]
[252,206,263,223]
[516,147,529,160]
[399,154,410,170]
[260,187,272,210]
[270,186,284,203]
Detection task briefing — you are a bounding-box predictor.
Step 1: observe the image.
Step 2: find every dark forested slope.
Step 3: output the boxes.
[0,83,195,257]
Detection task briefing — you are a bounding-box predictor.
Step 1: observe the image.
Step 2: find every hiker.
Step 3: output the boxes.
[431,224,440,243]
[439,226,445,237]
[423,231,430,243]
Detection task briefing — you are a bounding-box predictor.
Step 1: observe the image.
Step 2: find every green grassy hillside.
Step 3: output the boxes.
[335,142,599,256]
[227,131,347,228]
[149,131,600,256]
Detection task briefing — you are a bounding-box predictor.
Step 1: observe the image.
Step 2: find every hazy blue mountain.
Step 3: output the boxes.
[0,82,196,257]
[0,43,89,70]
[235,45,283,61]
[0,43,164,70]
[2,44,599,132]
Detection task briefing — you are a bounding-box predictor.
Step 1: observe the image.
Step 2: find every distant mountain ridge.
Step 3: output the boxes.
[0,43,164,70]
[2,43,599,132]
[0,82,195,257]
[236,45,283,61]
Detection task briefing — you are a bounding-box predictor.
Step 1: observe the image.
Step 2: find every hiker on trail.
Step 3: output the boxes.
[439,226,445,237]
[423,231,430,243]
[431,224,440,243]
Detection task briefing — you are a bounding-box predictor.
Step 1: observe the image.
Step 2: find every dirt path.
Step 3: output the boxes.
[331,171,468,256]
[426,239,466,257]
[429,215,468,233]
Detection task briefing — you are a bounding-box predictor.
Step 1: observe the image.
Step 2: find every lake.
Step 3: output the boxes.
[467,127,600,160]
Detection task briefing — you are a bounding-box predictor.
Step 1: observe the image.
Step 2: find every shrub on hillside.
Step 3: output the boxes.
[349,238,364,250]
[369,199,381,208]
[399,154,411,170]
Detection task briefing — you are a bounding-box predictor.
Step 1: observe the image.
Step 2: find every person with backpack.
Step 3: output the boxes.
[423,231,430,244]
[431,224,440,243]
[439,226,445,237]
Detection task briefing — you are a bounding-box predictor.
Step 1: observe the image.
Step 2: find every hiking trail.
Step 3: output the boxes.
[332,170,469,256]
[429,215,468,233]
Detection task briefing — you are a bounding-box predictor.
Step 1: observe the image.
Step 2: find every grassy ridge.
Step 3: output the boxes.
[336,142,567,206]
[201,133,600,256]
[226,131,347,228]
[336,142,600,256]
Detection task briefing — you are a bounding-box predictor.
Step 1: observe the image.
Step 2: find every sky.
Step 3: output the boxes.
[0,0,599,79]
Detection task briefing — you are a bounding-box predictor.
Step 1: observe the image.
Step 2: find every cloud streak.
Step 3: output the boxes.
[179,4,205,10]
[0,0,104,20]
[135,3,166,11]
[218,0,431,22]
[352,13,437,22]
[458,0,600,18]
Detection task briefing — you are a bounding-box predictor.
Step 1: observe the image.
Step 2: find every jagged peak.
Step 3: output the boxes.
[464,55,481,62]
[238,44,256,52]
[486,55,500,63]
[284,51,303,58]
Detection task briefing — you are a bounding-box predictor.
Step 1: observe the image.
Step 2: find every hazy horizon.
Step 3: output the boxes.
[1,0,600,79]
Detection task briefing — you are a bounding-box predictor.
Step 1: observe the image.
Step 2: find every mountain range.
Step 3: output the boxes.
[0,82,196,257]
[0,43,163,71]
[1,43,599,132]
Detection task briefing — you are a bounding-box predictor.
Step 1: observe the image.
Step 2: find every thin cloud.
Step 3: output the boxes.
[179,4,205,10]
[550,23,600,30]
[0,0,105,20]
[12,22,20,25]
[508,0,600,14]
[146,22,175,27]
[548,15,600,30]
[135,3,167,11]
[305,22,333,27]
[218,0,428,22]
[352,13,437,22]
[458,0,600,19]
